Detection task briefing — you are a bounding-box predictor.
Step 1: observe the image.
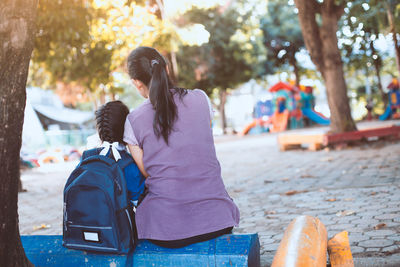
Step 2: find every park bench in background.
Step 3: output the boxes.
[22,234,260,267]
[278,124,400,151]
[278,134,324,151]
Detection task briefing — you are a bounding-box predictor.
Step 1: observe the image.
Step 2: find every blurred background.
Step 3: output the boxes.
[22,0,400,167]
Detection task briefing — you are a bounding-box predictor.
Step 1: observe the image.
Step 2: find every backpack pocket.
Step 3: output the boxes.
[64,184,121,253]
[65,224,119,252]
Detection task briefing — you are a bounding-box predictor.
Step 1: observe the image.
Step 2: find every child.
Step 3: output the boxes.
[91,100,145,205]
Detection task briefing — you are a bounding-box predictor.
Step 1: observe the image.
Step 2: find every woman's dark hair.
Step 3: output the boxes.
[95,100,129,144]
[127,46,186,144]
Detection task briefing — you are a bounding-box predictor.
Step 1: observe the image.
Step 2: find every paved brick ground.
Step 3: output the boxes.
[19,121,400,266]
[216,128,400,265]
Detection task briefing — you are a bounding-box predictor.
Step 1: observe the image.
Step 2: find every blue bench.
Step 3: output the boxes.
[22,234,260,267]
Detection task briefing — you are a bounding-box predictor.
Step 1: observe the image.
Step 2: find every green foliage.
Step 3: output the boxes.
[339,1,384,70]
[32,0,117,94]
[29,0,399,113]
[260,0,304,76]
[338,0,399,104]
[33,0,95,84]
[30,0,170,104]
[177,6,264,94]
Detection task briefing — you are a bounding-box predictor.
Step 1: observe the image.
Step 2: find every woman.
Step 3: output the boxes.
[123,46,239,248]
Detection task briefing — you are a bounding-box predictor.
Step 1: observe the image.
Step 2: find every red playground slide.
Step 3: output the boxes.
[271,110,289,133]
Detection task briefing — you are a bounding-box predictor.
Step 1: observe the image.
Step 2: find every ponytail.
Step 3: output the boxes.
[149,60,176,144]
[127,46,187,144]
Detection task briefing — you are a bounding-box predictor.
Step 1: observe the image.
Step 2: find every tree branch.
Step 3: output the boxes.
[294,0,325,75]
[325,0,335,8]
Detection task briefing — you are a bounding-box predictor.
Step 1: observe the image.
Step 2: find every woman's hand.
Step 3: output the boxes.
[128,144,149,178]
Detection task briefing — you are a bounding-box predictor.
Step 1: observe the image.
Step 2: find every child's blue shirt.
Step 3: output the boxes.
[123,157,145,203]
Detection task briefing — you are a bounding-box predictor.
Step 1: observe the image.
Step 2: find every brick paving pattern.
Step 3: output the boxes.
[216,132,400,265]
[19,122,400,266]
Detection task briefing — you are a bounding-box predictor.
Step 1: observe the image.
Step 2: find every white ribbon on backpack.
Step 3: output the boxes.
[99,141,121,161]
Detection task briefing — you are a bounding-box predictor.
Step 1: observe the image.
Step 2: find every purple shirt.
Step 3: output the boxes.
[124,89,240,240]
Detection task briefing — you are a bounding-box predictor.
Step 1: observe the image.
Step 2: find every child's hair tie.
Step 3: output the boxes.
[99,141,121,161]
[151,59,159,67]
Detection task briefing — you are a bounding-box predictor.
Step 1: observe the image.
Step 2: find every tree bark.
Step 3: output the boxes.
[370,40,387,107]
[289,54,300,86]
[152,0,179,82]
[219,89,228,134]
[374,62,386,107]
[18,170,27,193]
[100,87,106,105]
[169,51,179,82]
[166,52,178,84]
[295,0,356,133]
[320,4,356,133]
[386,2,400,79]
[0,0,38,266]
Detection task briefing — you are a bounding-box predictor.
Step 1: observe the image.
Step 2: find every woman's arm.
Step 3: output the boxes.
[127,144,149,178]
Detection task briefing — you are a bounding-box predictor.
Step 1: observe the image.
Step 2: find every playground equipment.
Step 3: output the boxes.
[328,231,354,266]
[295,84,330,126]
[241,82,330,135]
[380,78,400,120]
[271,216,354,267]
[269,82,299,132]
[271,215,327,267]
[240,99,274,135]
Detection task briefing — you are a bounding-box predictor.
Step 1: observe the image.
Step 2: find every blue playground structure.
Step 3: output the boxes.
[380,79,400,120]
[301,107,330,125]
[254,100,274,119]
[241,82,330,135]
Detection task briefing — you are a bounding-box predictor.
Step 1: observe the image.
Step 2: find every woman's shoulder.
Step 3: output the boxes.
[188,89,211,104]
[127,99,152,119]
[175,88,207,99]
[193,88,209,98]
[187,88,206,94]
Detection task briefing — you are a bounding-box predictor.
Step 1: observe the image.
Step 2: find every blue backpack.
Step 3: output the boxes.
[63,148,136,254]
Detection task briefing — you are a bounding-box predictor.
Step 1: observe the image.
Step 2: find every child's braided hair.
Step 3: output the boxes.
[95,101,129,144]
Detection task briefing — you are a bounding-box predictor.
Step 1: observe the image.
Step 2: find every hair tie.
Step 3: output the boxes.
[151,59,159,67]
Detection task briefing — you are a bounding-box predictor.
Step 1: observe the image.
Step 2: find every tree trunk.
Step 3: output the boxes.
[386,2,400,79]
[219,89,228,134]
[320,6,356,133]
[289,54,300,86]
[371,40,387,107]
[170,51,179,82]
[0,0,38,266]
[100,88,106,105]
[324,64,356,132]
[374,63,387,107]
[152,0,178,83]
[295,0,356,133]
[18,170,27,193]
[166,52,178,83]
